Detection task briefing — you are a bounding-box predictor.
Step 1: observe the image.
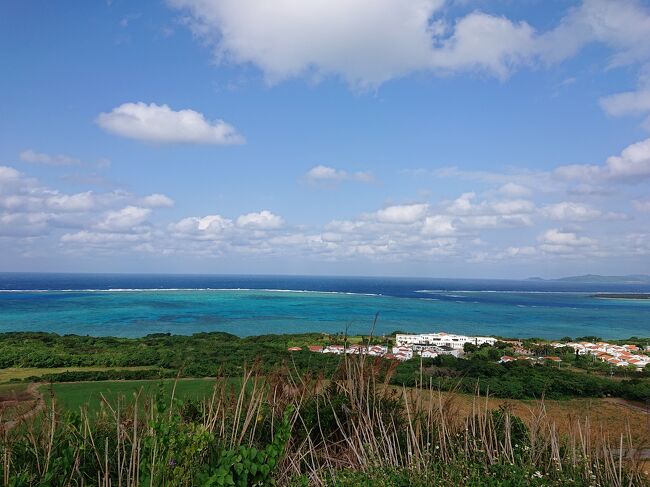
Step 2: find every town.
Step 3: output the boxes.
[290,332,650,371]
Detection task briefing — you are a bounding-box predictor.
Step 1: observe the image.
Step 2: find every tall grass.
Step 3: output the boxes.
[0,353,646,486]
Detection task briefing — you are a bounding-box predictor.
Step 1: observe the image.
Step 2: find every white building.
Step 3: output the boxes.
[391,346,413,360]
[396,332,496,350]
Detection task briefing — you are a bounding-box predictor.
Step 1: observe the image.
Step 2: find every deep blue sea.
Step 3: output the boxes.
[0,273,649,339]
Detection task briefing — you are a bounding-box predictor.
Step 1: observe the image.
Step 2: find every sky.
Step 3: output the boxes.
[1,0,650,279]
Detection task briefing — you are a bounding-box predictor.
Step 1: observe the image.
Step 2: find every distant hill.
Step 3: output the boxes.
[530,274,650,284]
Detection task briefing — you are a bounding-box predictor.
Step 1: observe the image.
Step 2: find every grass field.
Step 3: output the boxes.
[42,378,226,413]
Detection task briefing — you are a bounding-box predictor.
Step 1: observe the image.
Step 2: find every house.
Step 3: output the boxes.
[287,346,302,352]
[419,347,439,359]
[544,356,562,363]
[368,345,388,356]
[391,346,413,360]
[499,356,516,363]
[308,345,324,353]
[323,345,344,354]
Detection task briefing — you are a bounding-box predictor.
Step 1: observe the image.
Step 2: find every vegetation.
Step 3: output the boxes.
[1,355,646,486]
[1,332,648,402]
[392,354,650,401]
[0,332,342,379]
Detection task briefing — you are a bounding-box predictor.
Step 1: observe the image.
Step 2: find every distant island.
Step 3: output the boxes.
[529,274,650,284]
[593,293,650,300]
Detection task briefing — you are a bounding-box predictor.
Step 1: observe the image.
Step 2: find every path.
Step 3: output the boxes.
[0,382,46,432]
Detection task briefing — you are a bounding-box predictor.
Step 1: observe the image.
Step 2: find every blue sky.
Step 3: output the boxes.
[1,0,650,278]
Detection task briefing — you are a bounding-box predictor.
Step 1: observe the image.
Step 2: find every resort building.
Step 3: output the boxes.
[395,332,497,350]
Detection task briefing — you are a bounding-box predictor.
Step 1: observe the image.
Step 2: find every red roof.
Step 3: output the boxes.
[287,346,302,351]
[308,345,323,352]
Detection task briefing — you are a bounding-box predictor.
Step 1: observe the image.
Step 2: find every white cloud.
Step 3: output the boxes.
[421,215,456,236]
[169,0,446,87]
[555,137,650,183]
[503,246,537,257]
[541,202,602,222]
[169,215,233,239]
[236,210,284,229]
[169,0,650,87]
[96,102,244,145]
[46,192,96,212]
[374,203,428,224]
[490,199,536,215]
[445,193,535,219]
[1,164,645,270]
[599,87,650,131]
[600,89,650,117]
[0,166,22,183]
[140,193,175,208]
[20,149,81,166]
[61,230,148,245]
[538,228,596,254]
[497,182,531,197]
[429,12,537,78]
[305,165,374,184]
[95,206,151,232]
[0,212,50,237]
[604,137,650,180]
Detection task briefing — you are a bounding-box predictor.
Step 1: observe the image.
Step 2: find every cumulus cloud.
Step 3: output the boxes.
[442,193,535,229]
[236,210,284,229]
[538,228,596,254]
[1,165,645,269]
[96,102,244,144]
[168,0,650,87]
[95,206,151,232]
[555,137,650,183]
[46,192,96,212]
[140,193,175,208]
[497,182,531,197]
[541,202,603,222]
[429,12,537,78]
[169,0,446,86]
[421,215,456,236]
[374,203,428,224]
[169,215,233,239]
[20,149,81,166]
[0,166,22,184]
[305,165,374,184]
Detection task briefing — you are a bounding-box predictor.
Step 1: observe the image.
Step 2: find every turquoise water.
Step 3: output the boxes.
[0,273,649,339]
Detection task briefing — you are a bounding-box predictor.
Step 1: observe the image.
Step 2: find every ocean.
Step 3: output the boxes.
[0,273,648,339]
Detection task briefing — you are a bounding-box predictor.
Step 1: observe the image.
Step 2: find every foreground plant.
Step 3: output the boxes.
[0,354,646,486]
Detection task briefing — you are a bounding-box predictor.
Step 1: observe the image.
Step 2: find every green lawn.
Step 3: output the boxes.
[42,378,225,413]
